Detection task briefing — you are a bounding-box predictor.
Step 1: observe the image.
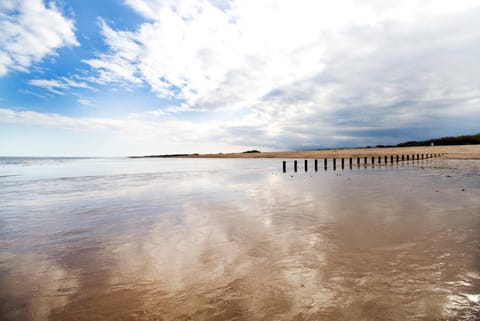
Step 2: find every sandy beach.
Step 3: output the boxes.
[179,144,480,160]
[1,157,480,320]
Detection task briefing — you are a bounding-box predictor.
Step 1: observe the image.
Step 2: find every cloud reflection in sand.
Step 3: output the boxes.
[0,253,78,321]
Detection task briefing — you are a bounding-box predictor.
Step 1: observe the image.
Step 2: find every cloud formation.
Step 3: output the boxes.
[0,0,78,76]
[1,1,480,154]
[81,0,480,148]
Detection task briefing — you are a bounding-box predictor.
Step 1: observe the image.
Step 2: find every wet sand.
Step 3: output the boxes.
[179,144,480,160]
[0,158,479,320]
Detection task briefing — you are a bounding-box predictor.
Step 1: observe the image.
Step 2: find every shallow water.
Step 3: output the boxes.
[0,157,479,321]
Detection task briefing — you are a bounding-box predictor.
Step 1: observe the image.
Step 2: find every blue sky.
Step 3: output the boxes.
[1,0,479,156]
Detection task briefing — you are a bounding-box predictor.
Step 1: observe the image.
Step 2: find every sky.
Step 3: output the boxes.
[0,0,479,156]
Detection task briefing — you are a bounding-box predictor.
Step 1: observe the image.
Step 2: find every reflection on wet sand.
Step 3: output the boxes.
[0,254,78,321]
[0,159,479,320]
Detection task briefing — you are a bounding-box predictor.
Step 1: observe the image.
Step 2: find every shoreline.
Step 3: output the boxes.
[135,144,480,160]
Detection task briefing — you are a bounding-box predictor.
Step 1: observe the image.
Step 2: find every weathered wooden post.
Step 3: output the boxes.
[333,158,336,171]
[357,157,360,167]
[324,158,327,170]
[341,158,345,169]
[378,156,381,163]
[391,155,394,163]
[294,160,297,172]
[283,161,286,173]
[349,158,353,169]
[315,159,318,171]
[396,155,399,162]
[417,154,420,160]
[385,156,387,163]
[402,155,405,161]
[305,159,308,172]
[372,156,375,164]
[364,156,367,165]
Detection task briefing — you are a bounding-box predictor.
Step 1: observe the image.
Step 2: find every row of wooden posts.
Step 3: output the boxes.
[283,153,445,173]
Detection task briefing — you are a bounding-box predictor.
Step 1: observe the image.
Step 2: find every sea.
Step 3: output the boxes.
[0,156,479,320]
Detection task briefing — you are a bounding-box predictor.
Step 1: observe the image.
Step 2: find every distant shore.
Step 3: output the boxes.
[134,144,480,160]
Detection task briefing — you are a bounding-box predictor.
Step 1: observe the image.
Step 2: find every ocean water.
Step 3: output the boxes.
[0,157,479,321]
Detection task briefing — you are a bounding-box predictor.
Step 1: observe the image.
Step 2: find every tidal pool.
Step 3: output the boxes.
[0,158,479,320]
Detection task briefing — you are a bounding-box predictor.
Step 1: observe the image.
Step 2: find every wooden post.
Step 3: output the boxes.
[283,161,286,173]
[324,158,327,170]
[349,158,353,169]
[372,156,375,164]
[341,158,344,169]
[364,156,367,164]
[294,160,297,172]
[402,155,404,161]
[378,156,381,163]
[333,158,336,170]
[407,155,409,161]
[385,156,387,163]
[357,157,360,166]
[391,155,394,163]
[305,159,308,172]
[396,155,399,162]
[315,159,318,171]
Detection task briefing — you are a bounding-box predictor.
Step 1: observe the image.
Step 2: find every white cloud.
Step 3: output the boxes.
[0,108,254,154]
[77,98,95,107]
[28,77,90,95]
[0,107,154,133]
[0,0,78,76]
